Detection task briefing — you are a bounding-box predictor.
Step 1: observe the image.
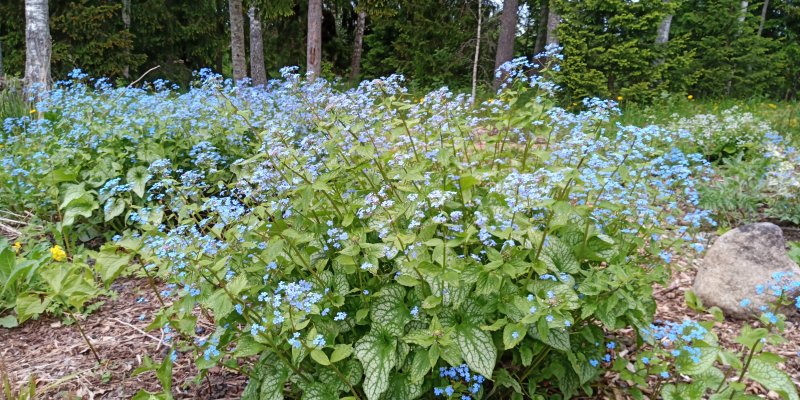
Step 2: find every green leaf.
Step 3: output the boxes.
[15,294,49,323]
[310,349,331,366]
[0,314,18,328]
[685,290,704,311]
[156,351,173,393]
[529,326,571,352]
[541,236,580,274]
[94,246,132,287]
[243,355,290,400]
[747,355,799,400]
[676,343,717,375]
[61,193,99,227]
[355,329,398,400]
[494,369,522,394]
[370,285,409,336]
[383,373,423,400]
[503,322,526,349]
[59,183,89,210]
[103,198,126,221]
[330,344,354,363]
[234,335,266,358]
[204,289,233,319]
[408,348,430,383]
[455,322,497,379]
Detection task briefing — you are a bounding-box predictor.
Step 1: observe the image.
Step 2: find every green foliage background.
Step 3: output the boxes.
[1,0,799,99]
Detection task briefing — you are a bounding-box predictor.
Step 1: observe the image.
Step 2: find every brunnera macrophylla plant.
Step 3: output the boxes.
[617,273,800,400]
[116,51,715,399]
[4,48,714,398]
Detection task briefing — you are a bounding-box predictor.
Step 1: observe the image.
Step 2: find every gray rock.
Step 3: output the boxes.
[693,222,800,319]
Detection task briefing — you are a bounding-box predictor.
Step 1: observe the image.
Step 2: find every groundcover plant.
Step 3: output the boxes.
[3,50,796,399]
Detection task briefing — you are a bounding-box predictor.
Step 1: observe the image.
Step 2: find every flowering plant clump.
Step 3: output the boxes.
[668,106,777,160]
[617,274,800,400]
[3,50,719,398]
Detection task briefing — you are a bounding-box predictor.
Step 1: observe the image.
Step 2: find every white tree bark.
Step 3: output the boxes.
[228,0,247,83]
[349,9,367,84]
[122,0,131,79]
[249,6,267,86]
[471,0,483,103]
[739,1,749,24]
[545,4,560,46]
[25,0,51,92]
[307,0,323,80]
[757,0,769,36]
[0,35,4,78]
[655,15,672,44]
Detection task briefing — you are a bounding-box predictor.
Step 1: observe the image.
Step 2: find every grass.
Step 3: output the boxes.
[0,78,29,121]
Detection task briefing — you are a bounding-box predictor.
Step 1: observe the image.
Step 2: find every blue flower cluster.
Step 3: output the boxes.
[433,364,485,399]
[641,319,708,364]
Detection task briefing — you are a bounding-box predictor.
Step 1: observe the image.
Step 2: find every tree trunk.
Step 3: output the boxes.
[739,1,748,24]
[122,0,131,79]
[25,0,51,92]
[757,0,769,36]
[493,0,518,89]
[249,6,267,86]
[533,1,548,55]
[0,36,4,78]
[228,0,247,83]
[349,9,367,85]
[655,0,672,44]
[307,0,323,80]
[545,4,560,46]
[471,0,483,102]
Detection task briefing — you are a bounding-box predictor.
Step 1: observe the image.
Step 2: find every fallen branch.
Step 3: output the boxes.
[110,318,170,348]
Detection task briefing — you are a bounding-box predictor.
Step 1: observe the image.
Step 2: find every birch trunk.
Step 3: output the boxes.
[656,0,672,44]
[471,0,482,103]
[349,9,366,85]
[228,0,247,83]
[757,0,769,36]
[307,0,323,80]
[25,0,51,92]
[122,0,131,79]
[494,0,518,89]
[546,5,560,46]
[739,1,748,24]
[249,6,267,86]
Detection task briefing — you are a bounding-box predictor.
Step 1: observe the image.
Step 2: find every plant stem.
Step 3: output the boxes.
[68,310,102,364]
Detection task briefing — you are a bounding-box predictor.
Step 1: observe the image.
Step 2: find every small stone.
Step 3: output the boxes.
[693,223,800,319]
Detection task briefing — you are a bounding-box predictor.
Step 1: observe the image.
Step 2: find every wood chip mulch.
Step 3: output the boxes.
[0,278,244,399]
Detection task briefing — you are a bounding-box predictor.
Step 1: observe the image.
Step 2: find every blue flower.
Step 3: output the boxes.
[740,298,751,308]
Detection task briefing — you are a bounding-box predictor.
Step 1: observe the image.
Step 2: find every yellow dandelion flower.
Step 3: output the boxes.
[687,95,693,100]
[29,109,37,114]
[768,103,777,109]
[12,242,22,253]
[616,96,623,101]
[50,245,67,262]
